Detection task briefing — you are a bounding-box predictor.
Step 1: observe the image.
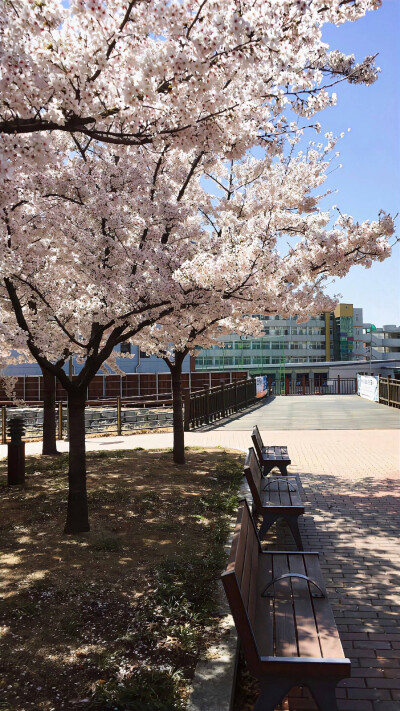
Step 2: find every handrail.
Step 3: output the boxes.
[262,573,325,598]
[262,479,296,492]
[184,378,257,430]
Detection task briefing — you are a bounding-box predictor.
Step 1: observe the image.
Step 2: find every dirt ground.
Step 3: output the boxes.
[0,447,243,711]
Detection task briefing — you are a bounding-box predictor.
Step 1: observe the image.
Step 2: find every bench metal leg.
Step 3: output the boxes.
[308,679,340,711]
[286,515,303,550]
[255,677,340,711]
[254,677,293,711]
[258,513,278,540]
[263,462,289,476]
[263,462,276,476]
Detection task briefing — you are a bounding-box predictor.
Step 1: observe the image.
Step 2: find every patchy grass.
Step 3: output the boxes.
[0,448,243,711]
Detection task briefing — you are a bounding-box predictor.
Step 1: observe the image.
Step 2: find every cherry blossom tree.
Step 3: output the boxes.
[134,140,396,463]
[0,142,214,531]
[0,0,394,533]
[1,127,396,530]
[0,0,382,204]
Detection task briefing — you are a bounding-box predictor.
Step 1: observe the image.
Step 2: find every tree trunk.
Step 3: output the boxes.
[64,388,90,533]
[41,367,60,456]
[168,355,186,465]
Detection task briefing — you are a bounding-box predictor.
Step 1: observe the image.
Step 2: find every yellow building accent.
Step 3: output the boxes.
[334,303,353,318]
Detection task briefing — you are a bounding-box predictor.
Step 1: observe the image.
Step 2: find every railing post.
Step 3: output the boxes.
[58,401,63,440]
[302,376,306,396]
[221,382,226,419]
[354,377,358,394]
[184,389,191,431]
[117,395,122,435]
[337,375,341,395]
[387,375,391,407]
[205,385,210,424]
[1,406,6,444]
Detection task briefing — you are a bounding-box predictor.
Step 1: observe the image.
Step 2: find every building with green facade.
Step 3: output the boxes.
[195,304,366,379]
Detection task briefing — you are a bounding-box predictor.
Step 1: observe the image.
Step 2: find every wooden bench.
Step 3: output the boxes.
[244,447,304,549]
[252,424,291,476]
[222,500,350,711]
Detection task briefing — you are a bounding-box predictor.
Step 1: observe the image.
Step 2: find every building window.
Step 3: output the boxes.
[139,350,149,359]
[121,342,131,354]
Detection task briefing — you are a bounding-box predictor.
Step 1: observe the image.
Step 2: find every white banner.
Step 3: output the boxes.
[357,374,379,402]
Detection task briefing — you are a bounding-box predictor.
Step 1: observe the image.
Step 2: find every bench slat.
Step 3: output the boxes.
[247,523,260,628]
[226,499,249,578]
[278,486,291,507]
[304,554,345,660]
[241,512,256,612]
[272,554,298,658]
[254,553,275,657]
[288,554,322,659]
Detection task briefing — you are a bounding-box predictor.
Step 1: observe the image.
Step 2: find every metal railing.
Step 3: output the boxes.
[184,378,257,430]
[264,376,358,396]
[379,377,400,409]
[1,398,174,444]
[0,370,247,403]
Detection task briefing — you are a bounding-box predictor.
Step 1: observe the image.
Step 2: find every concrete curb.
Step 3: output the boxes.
[187,480,251,711]
[187,584,238,711]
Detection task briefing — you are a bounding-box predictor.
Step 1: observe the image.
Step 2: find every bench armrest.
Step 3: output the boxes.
[262,573,325,598]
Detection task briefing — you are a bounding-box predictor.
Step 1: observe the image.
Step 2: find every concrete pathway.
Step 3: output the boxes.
[212,394,400,431]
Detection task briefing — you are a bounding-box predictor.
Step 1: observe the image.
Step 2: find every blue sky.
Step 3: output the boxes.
[316,0,399,326]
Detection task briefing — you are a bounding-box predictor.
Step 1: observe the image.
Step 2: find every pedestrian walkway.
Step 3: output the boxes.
[212,394,400,430]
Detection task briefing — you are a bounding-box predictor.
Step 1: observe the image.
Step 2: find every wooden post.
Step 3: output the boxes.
[302,376,306,396]
[58,401,63,440]
[117,396,122,435]
[183,389,191,432]
[7,418,25,486]
[1,406,6,444]
[387,375,391,407]
[355,377,358,394]
[8,442,25,485]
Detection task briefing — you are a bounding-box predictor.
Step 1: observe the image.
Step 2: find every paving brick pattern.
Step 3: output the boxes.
[263,433,400,711]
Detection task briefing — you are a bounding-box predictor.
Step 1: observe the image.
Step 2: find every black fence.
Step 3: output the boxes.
[184,378,257,430]
[266,376,357,396]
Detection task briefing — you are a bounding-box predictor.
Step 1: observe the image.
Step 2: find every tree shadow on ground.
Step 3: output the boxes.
[234,472,400,710]
[0,448,243,711]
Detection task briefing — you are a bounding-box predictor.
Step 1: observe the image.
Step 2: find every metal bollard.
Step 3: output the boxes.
[7,417,25,486]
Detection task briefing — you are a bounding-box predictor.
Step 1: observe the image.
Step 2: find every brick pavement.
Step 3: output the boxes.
[258,431,400,711]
